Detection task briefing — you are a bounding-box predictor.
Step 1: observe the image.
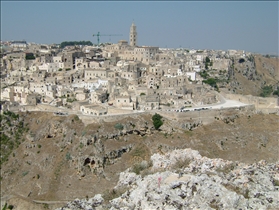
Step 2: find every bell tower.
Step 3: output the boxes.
[130,22,137,47]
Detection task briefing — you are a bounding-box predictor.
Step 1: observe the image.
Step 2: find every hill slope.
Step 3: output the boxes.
[1,111,278,209]
[226,55,279,96]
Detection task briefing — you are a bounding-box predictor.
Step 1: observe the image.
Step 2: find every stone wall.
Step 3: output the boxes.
[78,111,146,124]
[158,105,255,125]
[222,93,279,114]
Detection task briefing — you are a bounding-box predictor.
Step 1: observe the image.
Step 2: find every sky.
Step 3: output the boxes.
[1,1,278,55]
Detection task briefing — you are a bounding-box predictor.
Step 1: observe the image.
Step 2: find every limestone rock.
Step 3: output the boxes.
[57,148,279,210]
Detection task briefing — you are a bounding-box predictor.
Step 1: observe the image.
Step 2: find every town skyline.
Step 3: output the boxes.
[1,1,278,55]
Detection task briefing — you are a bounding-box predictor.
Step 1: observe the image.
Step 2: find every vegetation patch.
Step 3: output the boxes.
[130,160,152,175]
[199,70,210,79]
[130,143,150,161]
[172,158,191,171]
[152,113,163,130]
[102,187,128,203]
[60,41,93,48]
[260,85,273,97]
[203,78,218,90]
[0,111,28,167]
[114,123,124,130]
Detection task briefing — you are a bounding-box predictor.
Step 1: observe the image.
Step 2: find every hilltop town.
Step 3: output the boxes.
[2,23,277,117]
[1,23,279,210]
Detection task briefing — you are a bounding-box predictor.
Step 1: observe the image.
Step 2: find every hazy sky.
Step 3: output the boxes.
[1,1,278,55]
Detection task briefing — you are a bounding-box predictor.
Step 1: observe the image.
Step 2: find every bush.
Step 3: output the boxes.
[152,113,163,130]
[66,98,77,103]
[7,205,14,210]
[131,162,147,175]
[260,85,273,97]
[203,78,217,88]
[3,111,18,120]
[114,123,124,130]
[66,152,71,161]
[102,187,128,202]
[200,70,209,79]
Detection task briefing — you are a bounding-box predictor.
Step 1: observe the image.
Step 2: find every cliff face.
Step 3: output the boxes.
[57,148,279,210]
[227,55,279,96]
[1,111,278,209]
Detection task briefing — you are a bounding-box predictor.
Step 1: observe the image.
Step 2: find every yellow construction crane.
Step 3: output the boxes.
[92,32,122,46]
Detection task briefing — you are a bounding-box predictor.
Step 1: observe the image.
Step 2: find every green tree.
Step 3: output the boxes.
[203,78,217,87]
[152,113,163,130]
[260,85,273,97]
[60,41,93,49]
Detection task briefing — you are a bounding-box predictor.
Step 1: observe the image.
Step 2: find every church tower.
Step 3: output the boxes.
[130,22,137,47]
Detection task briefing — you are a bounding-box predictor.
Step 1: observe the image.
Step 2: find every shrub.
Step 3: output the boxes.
[7,205,14,210]
[260,85,273,97]
[172,158,191,170]
[114,123,124,130]
[66,152,72,161]
[152,113,163,130]
[131,162,147,175]
[199,70,209,79]
[22,171,29,176]
[203,78,217,87]
[102,187,128,202]
[66,98,77,103]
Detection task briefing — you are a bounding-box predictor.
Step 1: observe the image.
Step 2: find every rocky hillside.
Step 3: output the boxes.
[56,148,279,210]
[226,55,279,96]
[0,111,278,209]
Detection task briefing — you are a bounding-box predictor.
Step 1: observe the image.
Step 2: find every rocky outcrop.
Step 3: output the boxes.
[56,194,104,210]
[57,148,279,210]
[71,143,134,179]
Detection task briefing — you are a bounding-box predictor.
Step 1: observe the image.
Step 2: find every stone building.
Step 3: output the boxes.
[80,104,108,116]
[84,68,108,80]
[114,95,135,110]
